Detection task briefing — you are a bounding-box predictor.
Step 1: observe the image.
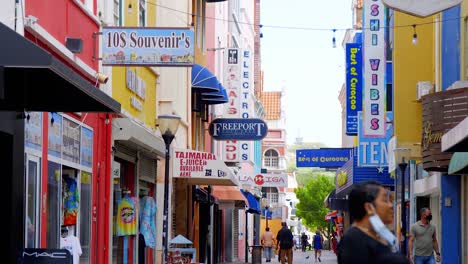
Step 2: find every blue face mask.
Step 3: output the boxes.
[368,205,398,253]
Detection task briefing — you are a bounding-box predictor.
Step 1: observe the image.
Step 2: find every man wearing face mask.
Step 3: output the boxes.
[408,208,441,264]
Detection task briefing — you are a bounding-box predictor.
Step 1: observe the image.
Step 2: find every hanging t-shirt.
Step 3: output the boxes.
[63,176,79,225]
[139,196,157,248]
[116,196,138,236]
[60,234,82,264]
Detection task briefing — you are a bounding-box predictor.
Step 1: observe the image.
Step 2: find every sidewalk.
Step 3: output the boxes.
[222,249,337,264]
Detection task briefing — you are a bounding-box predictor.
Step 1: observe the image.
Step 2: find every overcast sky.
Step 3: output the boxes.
[261,0,352,147]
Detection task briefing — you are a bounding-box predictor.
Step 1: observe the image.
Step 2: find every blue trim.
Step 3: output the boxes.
[441,6,461,90]
[240,190,260,214]
[441,175,461,264]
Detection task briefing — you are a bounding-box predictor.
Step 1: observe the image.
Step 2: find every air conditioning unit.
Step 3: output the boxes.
[416,81,434,101]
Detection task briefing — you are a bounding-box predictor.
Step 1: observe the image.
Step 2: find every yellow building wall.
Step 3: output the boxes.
[112,67,157,127]
[260,219,283,243]
[392,12,435,156]
[461,2,468,80]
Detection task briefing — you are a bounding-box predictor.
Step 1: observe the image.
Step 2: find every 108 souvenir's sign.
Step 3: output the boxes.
[209,118,268,140]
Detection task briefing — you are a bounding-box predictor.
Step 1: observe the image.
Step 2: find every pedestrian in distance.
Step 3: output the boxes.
[313,230,324,262]
[261,227,275,262]
[301,232,308,252]
[408,208,441,264]
[337,181,409,264]
[276,221,294,264]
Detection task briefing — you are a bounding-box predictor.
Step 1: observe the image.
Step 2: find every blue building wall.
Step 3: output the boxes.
[440,5,462,264]
[441,6,461,90]
[441,175,461,264]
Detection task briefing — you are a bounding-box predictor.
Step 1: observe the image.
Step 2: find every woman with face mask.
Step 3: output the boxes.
[337,181,409,264]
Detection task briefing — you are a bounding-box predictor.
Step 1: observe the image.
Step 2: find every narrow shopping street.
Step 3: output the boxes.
[224,249,337,264]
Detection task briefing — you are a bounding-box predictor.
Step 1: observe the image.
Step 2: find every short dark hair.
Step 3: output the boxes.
[420,207,429,215]
[349,181,383,221]
[266,227,270,231]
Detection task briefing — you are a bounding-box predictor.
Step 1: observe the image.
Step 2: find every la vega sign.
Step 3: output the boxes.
[209,118,268,141]
[238,173,288,187]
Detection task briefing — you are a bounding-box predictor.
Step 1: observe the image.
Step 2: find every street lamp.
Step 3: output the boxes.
[393,147,411,256]
[157,114,181,264]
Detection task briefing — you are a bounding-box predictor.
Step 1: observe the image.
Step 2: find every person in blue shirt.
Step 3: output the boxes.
[313,230,323,262]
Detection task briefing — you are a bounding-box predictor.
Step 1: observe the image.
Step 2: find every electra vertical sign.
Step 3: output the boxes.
[223,49,254,162]
[363,0,386,137]
[346,43,362,135]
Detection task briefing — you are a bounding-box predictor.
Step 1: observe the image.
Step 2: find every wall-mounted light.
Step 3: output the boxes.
[128,3,133,14]
[412,24,418,45]
[96,72,109,84]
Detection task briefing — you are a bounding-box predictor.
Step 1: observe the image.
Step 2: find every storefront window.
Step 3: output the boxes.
[47,161,61,248]
[80,171,92,264]
[26,157,40,248]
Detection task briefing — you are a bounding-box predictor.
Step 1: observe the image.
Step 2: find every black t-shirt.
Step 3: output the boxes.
[276,227,294,249]
[337,227,409,264]
[301,234,308,243]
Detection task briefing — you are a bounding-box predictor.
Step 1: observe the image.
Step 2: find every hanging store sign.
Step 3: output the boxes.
[209,118,268,140]
[222,49,254,162]
[102,27,194,66]
[421,88,468,171]
[345,43,363,135]
[363,0,386,138]
[296,148,352,168]
[382,0,462,17]
[358,111,393,167]
[172,149,238,186]
[238,173,288,187]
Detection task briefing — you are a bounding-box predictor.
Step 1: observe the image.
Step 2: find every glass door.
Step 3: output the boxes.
[25,154,41,248]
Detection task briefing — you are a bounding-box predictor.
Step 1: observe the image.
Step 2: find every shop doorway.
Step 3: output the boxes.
[25,154,41,248]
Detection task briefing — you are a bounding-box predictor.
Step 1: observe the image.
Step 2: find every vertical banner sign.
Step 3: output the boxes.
[363,0,386,137]
[345,43,363,135]
[240,50,254,162]
[223,48,241,162]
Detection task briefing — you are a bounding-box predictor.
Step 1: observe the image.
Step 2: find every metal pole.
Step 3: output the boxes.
[245,211,249,263]
[162,134,174,264]
[399,162,408,256]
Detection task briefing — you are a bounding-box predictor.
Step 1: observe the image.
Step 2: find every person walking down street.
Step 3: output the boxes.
[408,208,441,264]
[261,227,275,262]
[301,232,308,252]
[276,222,294,264]
[337,181,409,264]
[313,230,324,262]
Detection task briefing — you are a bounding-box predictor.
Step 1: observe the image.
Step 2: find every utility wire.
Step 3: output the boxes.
[144,0,465,32]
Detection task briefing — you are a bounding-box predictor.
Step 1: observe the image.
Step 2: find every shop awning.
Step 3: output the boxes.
[212,186,247,208]
[442,116,468,152]
[0,22,120,113]
[113,118,165,157]
[191,64,219,92]
[448,152,468,175]
[240,190,261,214]
[201,85,228,105]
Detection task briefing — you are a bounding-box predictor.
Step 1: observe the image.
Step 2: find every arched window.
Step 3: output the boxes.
[264,149,279,168]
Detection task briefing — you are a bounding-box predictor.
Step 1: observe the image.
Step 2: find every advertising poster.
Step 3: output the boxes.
[62,118,81,164]
[25,112,42,151]
[80,127,93,167]
[345,43,362,135]
[363,0,386,137]
[102,27,194,66]
[48,113,62,158]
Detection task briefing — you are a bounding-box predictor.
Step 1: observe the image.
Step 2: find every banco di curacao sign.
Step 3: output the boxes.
[209,118,268,141]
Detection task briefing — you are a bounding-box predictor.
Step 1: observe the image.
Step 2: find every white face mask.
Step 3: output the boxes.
[368,205,398,253]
